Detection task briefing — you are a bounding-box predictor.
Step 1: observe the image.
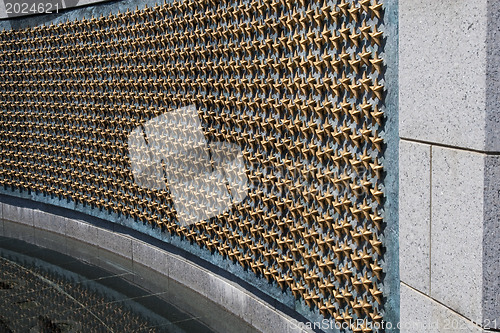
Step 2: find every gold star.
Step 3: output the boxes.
[338,0,349,16]
[370,78,384,99]
[360,123,372,138]
[360,198,373,217]
[359,19,372,38]
[349,28,361,46]
[370,282,384,304]
[348,4,360,22]
[339,72,351,89]
[370,259,383,280]
[370,234,383,255]
[369,25,383,46]
[339,46,351,66]
[332,218,344,237]
[358,46,372,66]
[350,154,364,173]
[330,32,342,50]
[370,52,384,73]
[319,298,336,316]
[370,131,384,151]
[340,96,352,113]
[360,97,373,116]
[370,208,383,229]
[350,180,363,197]
[370,157,384,176]
[370,182,384,203]
[333,126,344,144]
[348,56,362,75]
[350,130,363,147]
[349,80,362,98]
[370,0,383,18]
[339,119,353,140]
[371,104,384,124]
[339,22,351,41]
[331,149,343,167]
[351,275,364,291]
[359,151,372,170]
[341,192,353,210]
[350,205,364,222]
[330,76,342,95]
[341,307,354,321]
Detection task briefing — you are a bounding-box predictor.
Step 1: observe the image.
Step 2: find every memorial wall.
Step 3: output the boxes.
[0,0,399,331]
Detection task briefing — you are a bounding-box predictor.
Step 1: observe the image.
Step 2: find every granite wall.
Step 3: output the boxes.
[399,1,500,332]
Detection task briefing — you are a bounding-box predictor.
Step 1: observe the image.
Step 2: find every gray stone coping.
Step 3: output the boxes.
[0,201,313,333]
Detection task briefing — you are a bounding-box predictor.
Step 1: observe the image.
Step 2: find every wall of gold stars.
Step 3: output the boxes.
[0,0,388,330]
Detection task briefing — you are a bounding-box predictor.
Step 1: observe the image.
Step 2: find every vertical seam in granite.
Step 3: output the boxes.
[486,0,500,153]
[482,156,486,326]
[482,154,488,327]
[429,145,433,296]
[485,0,500,320]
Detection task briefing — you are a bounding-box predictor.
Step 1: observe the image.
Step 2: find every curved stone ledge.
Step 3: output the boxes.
[0,200,312,333]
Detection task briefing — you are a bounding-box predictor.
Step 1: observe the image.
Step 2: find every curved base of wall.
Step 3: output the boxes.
[0,196,312,333]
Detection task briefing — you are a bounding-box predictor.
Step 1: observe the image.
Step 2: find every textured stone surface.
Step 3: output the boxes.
[400,1,500,323]
[96,227,132,260]
[401,283,484,333]
[131,239,168,276]
[227,282,250,319]
[33,211,66,235]
[3,203,33,226]
[399,140,431,294]
[198,271,231,308]
[247,296,290,333]
[431,146,484,323]
[399,0,496,151]
[65,219,99,246]
[165,251,312,332]
[483,155,500,325]
[486,0,500,152]
[167,253,209,296]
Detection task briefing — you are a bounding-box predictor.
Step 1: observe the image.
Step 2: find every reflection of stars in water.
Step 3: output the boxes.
[0,256,159,332]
